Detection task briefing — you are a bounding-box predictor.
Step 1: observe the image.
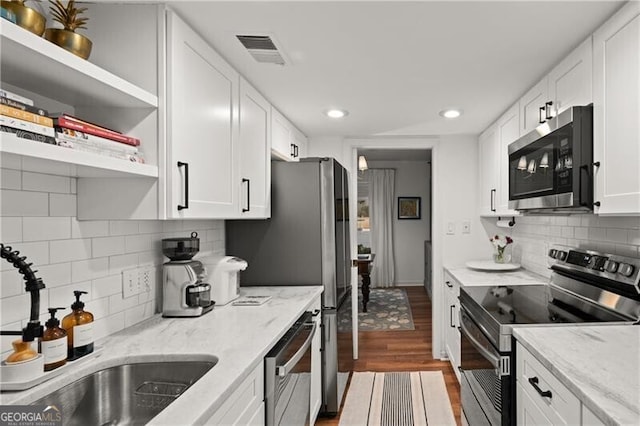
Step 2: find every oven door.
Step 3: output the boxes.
[459,306,511,426]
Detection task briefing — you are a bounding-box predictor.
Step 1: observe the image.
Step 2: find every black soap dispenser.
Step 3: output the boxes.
[40,307,68,371]
[62,291,94,360]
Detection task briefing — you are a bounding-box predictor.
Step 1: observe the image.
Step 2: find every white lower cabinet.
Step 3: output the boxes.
[443,271,460,382]
[204,361,265,425]
[516,342,606,426]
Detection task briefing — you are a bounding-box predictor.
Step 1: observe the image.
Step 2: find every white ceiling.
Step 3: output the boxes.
[167,1,622,139]
[359,149,431,162]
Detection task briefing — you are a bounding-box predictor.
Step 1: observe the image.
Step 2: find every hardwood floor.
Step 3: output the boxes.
[316,286,461,426]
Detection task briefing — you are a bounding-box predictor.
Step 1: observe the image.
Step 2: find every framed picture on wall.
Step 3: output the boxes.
[398,197,421,219]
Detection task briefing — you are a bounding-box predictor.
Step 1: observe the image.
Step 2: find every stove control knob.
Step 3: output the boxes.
[619,263,635,277]
[604,260,619,273]
[548,249,557,258]
[556,250,567,261]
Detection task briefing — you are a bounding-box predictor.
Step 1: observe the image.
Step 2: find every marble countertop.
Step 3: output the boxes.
[0,286,323,425]
[444,265,548,286]
[514,325,640,426]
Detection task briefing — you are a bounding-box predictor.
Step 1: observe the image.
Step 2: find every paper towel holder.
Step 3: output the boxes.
[498,216,516,227]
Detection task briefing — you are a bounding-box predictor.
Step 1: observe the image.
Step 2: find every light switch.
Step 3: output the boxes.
[462,221,471,234]
[447,222,455,235]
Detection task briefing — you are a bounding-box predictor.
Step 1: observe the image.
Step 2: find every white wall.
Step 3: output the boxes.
[0,168,225,357]
[481,215,640,277]
[366,159,430,285]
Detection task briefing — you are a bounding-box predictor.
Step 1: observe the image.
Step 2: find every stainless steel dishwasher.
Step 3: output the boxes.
[265,311,317,426]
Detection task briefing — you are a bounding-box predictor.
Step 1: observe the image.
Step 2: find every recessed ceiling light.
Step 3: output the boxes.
[326,109,348,118]
[439,109,462,119]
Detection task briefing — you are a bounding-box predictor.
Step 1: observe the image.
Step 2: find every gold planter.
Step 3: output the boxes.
[44,28,92,60]
[1,1,46,36]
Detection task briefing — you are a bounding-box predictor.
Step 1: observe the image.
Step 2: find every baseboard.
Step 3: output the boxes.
[395,282,423,287]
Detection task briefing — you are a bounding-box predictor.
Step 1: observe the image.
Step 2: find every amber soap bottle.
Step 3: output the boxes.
[40,307,68,371]
[62,291,94,360]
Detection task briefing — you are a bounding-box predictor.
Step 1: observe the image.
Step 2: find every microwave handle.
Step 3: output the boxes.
[578,164,589,207]
[277,321,317,377]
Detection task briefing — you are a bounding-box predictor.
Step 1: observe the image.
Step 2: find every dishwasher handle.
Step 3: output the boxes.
[277,321,317,377]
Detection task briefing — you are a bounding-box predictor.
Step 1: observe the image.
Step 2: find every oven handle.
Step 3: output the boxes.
[459,311,500,369]
[276,321,317,377]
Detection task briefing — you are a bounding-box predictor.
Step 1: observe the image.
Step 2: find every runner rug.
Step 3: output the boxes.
[338,288,415,332]
[338,371,456,426]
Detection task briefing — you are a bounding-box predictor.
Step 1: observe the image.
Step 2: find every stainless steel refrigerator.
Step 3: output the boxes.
[226,157,352,416]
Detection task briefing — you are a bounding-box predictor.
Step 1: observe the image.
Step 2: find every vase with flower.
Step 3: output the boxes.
[490,235,513,263]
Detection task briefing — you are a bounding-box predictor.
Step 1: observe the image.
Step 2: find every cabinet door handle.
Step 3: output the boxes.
[294,144,299,158]
[450,305,456,328]
[445,281,453,288]
[177,161,189,211]
[491,188,496,212]
[242,178,250,212]
[290,143,296,157]
[528,376,552,399]
[545,101,553,120]
[539,105,546,124]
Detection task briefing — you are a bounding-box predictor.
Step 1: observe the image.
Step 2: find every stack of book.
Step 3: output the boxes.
[0,88,144,164]
[53,114,144,163]
[0,88,56,145]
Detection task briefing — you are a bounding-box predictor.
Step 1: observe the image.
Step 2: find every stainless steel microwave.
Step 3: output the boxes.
[508,105,593,213]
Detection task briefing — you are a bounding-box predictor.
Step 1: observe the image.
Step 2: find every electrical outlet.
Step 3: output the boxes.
[462,221,471,234]
[139,266,155,293]
[122,266,156,297]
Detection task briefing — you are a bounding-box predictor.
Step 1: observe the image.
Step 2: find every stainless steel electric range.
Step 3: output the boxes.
[459,245,640,426]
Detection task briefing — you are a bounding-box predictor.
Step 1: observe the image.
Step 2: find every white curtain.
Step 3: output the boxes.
[367,169,395,288]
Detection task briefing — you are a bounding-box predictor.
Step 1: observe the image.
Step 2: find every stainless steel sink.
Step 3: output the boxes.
[32,359,217,426]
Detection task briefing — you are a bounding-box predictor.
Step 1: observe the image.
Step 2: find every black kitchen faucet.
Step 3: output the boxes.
[0,243,45,342]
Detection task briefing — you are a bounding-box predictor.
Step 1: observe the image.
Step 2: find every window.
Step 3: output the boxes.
[357,198,370,231]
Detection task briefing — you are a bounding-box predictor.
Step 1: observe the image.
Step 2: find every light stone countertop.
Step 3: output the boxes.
[0,286,323,425]
[514,325,640,426]
[444,265,548,286]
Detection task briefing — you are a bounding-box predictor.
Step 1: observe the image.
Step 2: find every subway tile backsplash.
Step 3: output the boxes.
[0,168,225,356]
[482,215,640,277]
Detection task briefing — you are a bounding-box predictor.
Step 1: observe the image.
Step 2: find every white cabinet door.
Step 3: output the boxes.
[520,77,549,135]
[443,272,460,382]
[593,2,640,215]
[517,383,553,426]
[292,126,308,160]
[271,107,295,161]
[548,37,593,117]
[478,123,499,215]
[166,10,239,218]
[239,78,271,218]
[497,102,520,215]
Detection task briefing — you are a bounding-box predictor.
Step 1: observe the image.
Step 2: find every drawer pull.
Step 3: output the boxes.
[528,376,552,399]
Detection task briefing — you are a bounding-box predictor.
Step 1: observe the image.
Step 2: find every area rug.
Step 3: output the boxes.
[338,288,415,332]
[338,371,456,426]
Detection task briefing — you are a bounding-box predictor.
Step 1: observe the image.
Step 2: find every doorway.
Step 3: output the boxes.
[355,148,432,290]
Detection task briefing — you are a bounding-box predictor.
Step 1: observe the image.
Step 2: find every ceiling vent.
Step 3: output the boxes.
[236,35,286,65]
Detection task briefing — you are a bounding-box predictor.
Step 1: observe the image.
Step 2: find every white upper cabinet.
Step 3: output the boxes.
[520,78,549,136]
[496,102,520,215]
[547,37,593,117]
[238,78,271,218]
[519,37,593,136]
[478,123,499,215]
[593,1,640,215]
[166,10,239,219]
[271,106,306,161]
